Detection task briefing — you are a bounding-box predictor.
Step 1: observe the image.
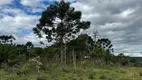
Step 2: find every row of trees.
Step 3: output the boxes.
[0,33,137,68]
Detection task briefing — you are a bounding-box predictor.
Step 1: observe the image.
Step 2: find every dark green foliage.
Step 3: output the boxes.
[88,72,96,79]
[67,34,94,60]
[44,46,57,60]
[0,35,15,44]
[100,75,107,80]
[33,0,90,43]
[0,34,138,69]
[90,38,115,64]
[96,38,113,53]
[0,44,26,66]
[36,76,48,80]
[25,41,34,49]
[117,53,129,66]
[32,47,44,57]
[0,34,138,68]
[129,58,137,63]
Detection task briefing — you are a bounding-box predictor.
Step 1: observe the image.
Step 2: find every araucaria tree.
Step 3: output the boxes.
[33,0,91,66]
[0,35,15,44]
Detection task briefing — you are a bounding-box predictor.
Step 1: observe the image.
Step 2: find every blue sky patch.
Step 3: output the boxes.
[18,28,33,34]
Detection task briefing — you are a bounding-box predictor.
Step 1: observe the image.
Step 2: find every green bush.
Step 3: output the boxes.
[20,56,42,74]
[88,72,96,79]
[100,75,107,80]
[100,75,113,80]
[36,76,48,80]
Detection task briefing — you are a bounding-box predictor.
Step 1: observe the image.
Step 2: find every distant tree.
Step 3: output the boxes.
[0,35,15,44]
[117,53,129,65]
[92,31,98,43]
[90,38,113,64]
[25,41,34,50]
[33,0,90,67]
[66,34,94,68]
[44,46,57,60]
[25,41,34,59]
[0,35,16,64]
[96,38,113,53]
[68,34,94,59]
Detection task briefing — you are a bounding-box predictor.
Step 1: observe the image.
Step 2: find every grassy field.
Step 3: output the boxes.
[1,65,142,80]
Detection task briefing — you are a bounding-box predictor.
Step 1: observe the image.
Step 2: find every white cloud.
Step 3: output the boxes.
[2,8,25,16]
[20,0,46,8]
[20,0,42,7]
[124,53,142,57]
[20,0,47,13]
[71,2,94,14]
[120,9,135,18]
[0,0,13,6]
[0,14,39,34]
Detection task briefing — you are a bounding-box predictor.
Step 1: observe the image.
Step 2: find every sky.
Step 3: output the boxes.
[0,0,142,57]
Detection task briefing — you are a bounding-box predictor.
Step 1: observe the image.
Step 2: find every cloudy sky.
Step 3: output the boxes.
[0,0,142,56]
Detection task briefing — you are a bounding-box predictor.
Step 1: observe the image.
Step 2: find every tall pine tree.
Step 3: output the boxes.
[33,0,91,67]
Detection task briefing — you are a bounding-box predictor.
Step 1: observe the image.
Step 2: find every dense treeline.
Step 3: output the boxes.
[0,34,139,68]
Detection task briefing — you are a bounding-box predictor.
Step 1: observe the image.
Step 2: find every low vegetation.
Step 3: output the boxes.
[1,63,142,80]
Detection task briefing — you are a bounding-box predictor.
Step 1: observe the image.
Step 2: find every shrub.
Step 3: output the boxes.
[1,62,8,70]
[100,75,113,80]
[100,75,107,80]
[36,76,48,80]
[139,72,142,76]
[20,56,42,74]
[88,72,96,79]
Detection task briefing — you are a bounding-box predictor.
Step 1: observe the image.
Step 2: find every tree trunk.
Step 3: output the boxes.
[55,53,59,64]
[64,43,67,65]
[61,47,63,67]
[80,52,83,61]
[72,48,76,69]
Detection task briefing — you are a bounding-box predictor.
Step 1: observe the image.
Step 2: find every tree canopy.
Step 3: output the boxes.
[33,0,91,43]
